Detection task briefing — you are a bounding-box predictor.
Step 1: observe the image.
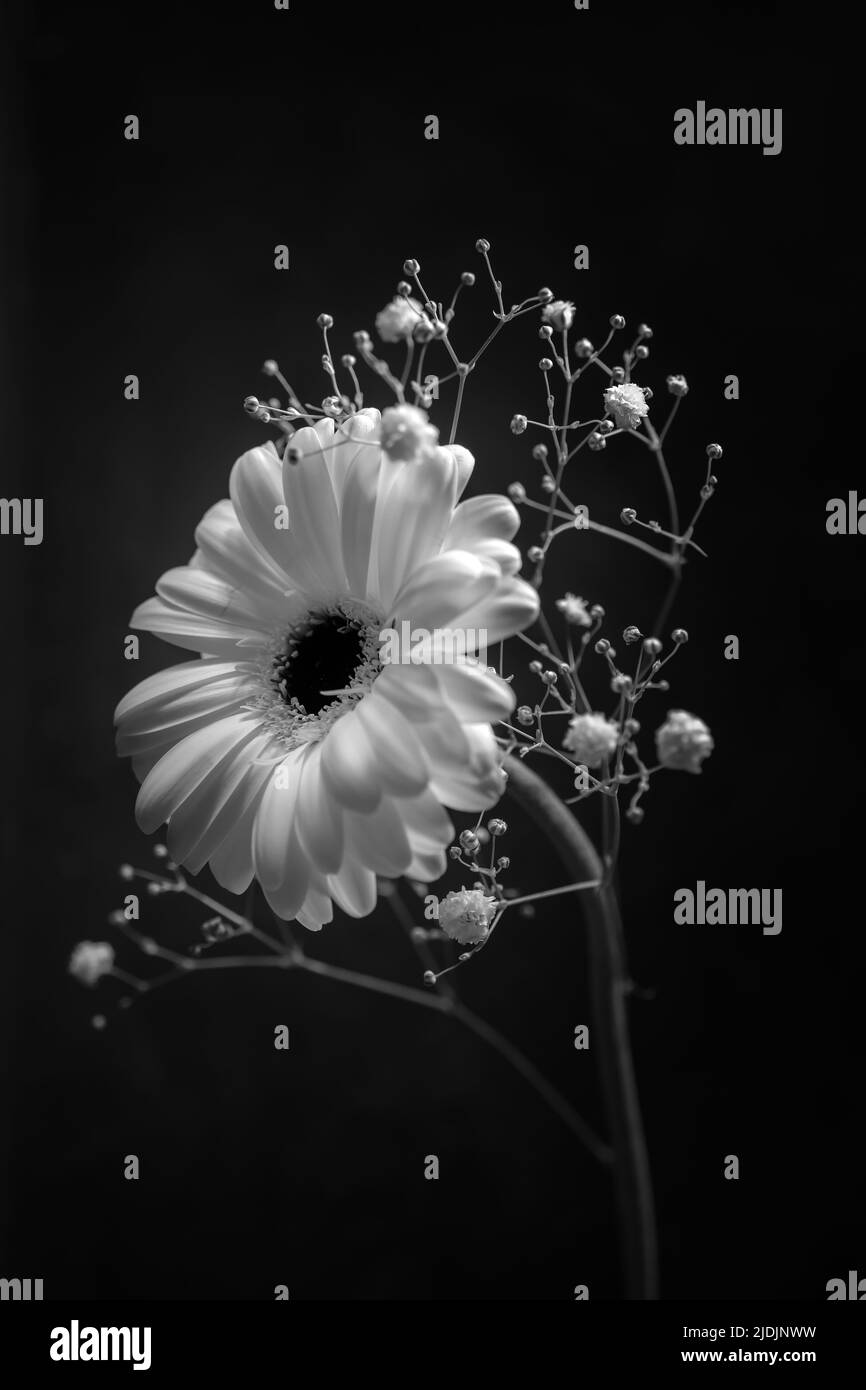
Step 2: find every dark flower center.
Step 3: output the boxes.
[272,612,367,716]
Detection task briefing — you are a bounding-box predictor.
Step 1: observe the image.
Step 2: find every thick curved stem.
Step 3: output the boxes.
[504,754,659,1300]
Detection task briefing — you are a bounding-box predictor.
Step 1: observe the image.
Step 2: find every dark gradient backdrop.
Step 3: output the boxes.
[2,1,857,1300]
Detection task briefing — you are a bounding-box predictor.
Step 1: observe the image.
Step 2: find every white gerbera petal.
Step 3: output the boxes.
[252,749,307,892]
[444,493,521,549]
[389,551,501,632]
[320,707,383,813]
[194,499,289,601]
[373,448,459,608]
[327,859,378,919]
[281,424,348,600]
[294,744,345,876]
[339,440,382,598]
[129,596,270,659]
[135,713,262,835]
[433,663,515,724]
[167,729,275,869]
[450,576,540,646]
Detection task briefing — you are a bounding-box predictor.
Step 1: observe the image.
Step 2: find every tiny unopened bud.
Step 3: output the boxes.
[317,313,334,329]
[588,432,606,451]
[539,325,553,340]
[527,545,545,563]
[532,443,548,461]
[595,638,611,654]
[475,239,491,254]
[642,637,663,656]
[396,280,412,297]
[118,864,134,880]
[621,508,637,525]
[706,442,723,459]
[511,413,528,435]
[507,482,526,503]
[637,323,653,339]
[610,366,625,384]
[537,286,553,303]
[611,673,633,694]
[353,329,371,348]
[529,660,543,674]
[609,313,626,330]
[539,358,553,372]
[635,344,649,359]
[459,829,481,856]
[671,628,689,645]
[341,354,356,368]
[487,818,508,836]
[666,373,689,396]
[262,360,279,377]
[626,806,645,824]
[574,338,594,358]
[461,271,476,286]
[622,625,642,645]
[423,970,437,986]
[516,705,535,726]
[403,258,420,275]
[589,604,605,621]
[243,395,260,414]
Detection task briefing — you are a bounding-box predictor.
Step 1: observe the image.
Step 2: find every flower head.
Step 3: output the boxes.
[69,941,115,987]
[380,404,439,463]
[115,410,539,930]
[655,709,713,774]
[542,300,576,331]
[375,296,431,343]
[438,887,497,944]
[563,712,619,767]
[555,593,592,628]
[604,382,649,431]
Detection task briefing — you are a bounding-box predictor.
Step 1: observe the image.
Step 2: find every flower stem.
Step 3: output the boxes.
[504,753,659,1300]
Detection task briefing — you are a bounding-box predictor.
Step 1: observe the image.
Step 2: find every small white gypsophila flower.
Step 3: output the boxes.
[542,299,576,331]
[375,296,431,343]
[563,712,619,767]
[380,403,439,462]
[68,941,115,987]
[555,593,592,628]
[438,887,497,945]
[655,709,714,774]
[604,382,649,431]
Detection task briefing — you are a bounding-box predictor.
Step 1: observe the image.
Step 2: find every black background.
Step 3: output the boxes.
[1,0,859,1301]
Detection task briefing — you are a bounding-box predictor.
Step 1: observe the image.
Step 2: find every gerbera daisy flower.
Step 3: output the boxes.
[115,410,538,930]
